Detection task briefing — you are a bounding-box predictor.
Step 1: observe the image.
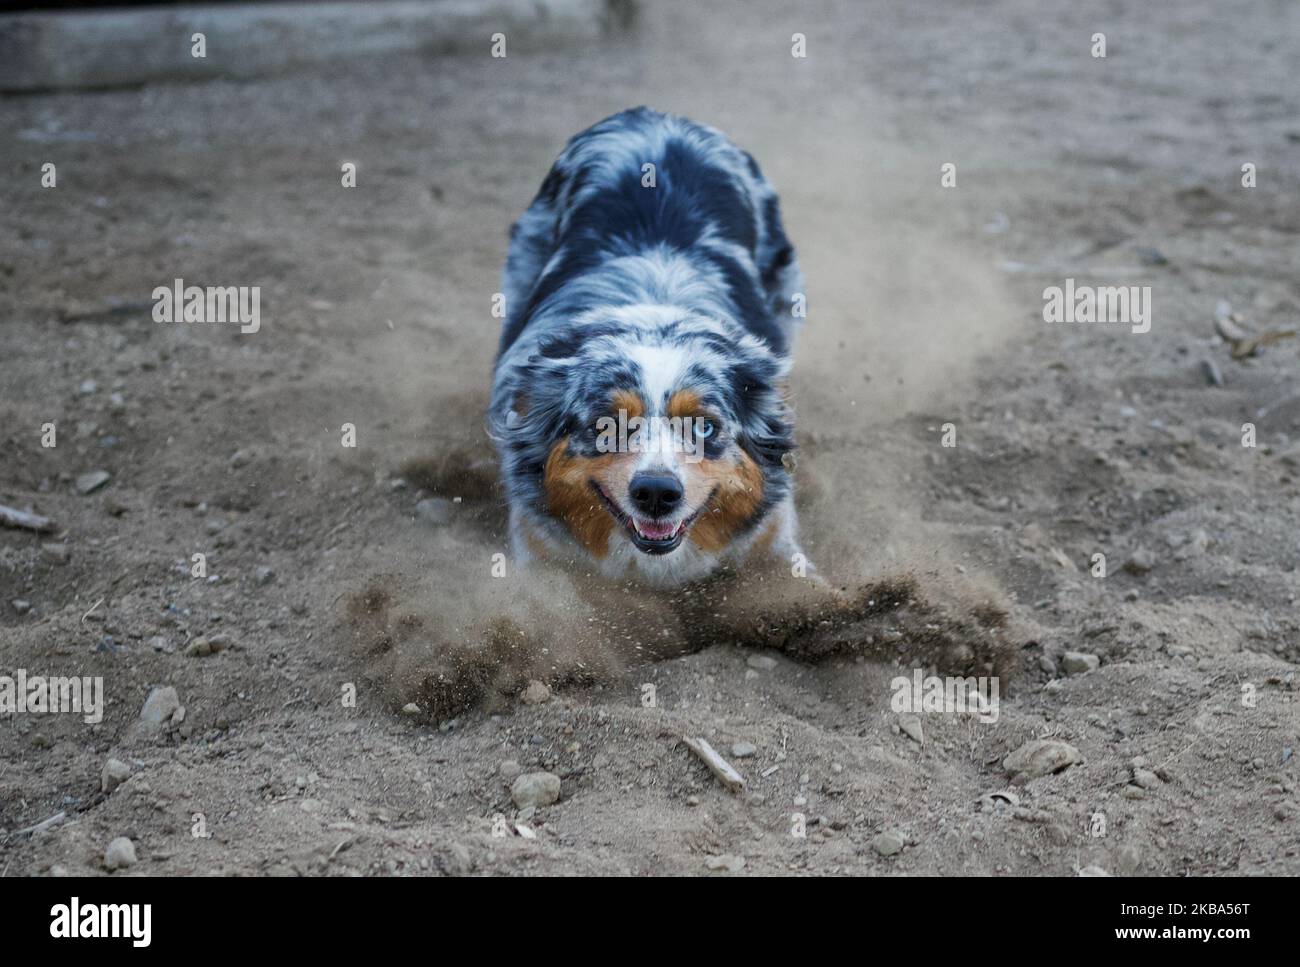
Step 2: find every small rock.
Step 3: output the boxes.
[1003,738,1082,779]
[899,714,924,745]
[1132,768,1160,789]
[1061,651,1100,675]
[254,565,276,586]
[746,654,777,671]
[11,599,31,615]
[401,703,421,716]
[1200,358,1224,387]
[511,772,561,809]
[104,837,137,871]
[520,680,551,705]
[872,831,906,857]
[139,686,180,724]
[1124,547,1156,575]
[1078,865,1112,877]
[75,470,111,495]
[101,758,131,793]
[148,635,173,654]
[229,449,251,468]
[730,741,757,759]
[78,378,98,395]
[498,760,522,782]
[40,543,71,566]
[184,637,213,658]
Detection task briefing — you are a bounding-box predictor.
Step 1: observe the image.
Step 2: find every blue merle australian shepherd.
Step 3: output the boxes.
[490,107,808,587]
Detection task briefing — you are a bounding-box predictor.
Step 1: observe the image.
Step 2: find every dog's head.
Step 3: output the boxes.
[495,307,794,578]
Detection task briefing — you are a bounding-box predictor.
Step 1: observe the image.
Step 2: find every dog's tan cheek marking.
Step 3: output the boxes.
[543,438,616,558]
[689,450,764,554]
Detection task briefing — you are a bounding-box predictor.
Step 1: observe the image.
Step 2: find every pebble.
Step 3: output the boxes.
[229,449,251,468]
[1132,768,1160,789]
[40,543,71,566]
[1077,865,1112,877]
[254,565,276,586]
[498,760,522,782]
[104,837,137,871]
[101,758,131,793]
[1002,738,1082,779]
[75,470,111,495]
[1200,358,1224,387]
[12,599,31,615]
[401,703,421,716]
[1124,547,1156,574]
[730,741,757,759]
[746,654,777,671]
[872,830,906,857]
[899,714,924,744]
[511,771,561,809]
[184,637,213,657]
[1061,651,1100,675]
[148,635,174,653]
[139,686,180,724]
[520,680,551,705]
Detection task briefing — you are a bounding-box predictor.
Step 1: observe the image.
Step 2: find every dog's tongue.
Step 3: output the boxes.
[636,519,677,540]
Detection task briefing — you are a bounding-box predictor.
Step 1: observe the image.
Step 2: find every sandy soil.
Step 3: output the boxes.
[2,0,1298,876]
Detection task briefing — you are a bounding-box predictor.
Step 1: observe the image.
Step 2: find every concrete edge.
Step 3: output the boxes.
[0,0,636,93]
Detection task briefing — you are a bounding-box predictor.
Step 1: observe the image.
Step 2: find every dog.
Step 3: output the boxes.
[489,107,808,587]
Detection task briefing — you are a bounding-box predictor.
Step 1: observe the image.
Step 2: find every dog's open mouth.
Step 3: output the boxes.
[592,483,701,555]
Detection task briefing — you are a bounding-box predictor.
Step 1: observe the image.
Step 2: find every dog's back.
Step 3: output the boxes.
[498,107,802,362]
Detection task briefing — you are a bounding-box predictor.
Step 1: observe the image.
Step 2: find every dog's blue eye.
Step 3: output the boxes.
[696,419,715,439]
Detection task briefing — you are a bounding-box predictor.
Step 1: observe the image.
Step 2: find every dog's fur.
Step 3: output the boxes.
[489,107,808,586]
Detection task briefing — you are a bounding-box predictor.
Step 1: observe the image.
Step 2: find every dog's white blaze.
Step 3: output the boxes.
[627,342,691,478]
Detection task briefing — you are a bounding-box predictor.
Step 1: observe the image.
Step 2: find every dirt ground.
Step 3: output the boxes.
[2,0,1298,876]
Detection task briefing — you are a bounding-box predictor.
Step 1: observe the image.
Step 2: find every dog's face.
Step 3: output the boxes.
[499,309,794,579]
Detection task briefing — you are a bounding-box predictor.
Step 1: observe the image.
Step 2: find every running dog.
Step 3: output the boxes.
[490,107,808,587]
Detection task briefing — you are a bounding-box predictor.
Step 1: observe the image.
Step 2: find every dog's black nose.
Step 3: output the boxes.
[628,472,683,518]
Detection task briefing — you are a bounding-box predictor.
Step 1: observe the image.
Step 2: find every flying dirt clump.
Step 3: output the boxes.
[342,559,1019,724]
